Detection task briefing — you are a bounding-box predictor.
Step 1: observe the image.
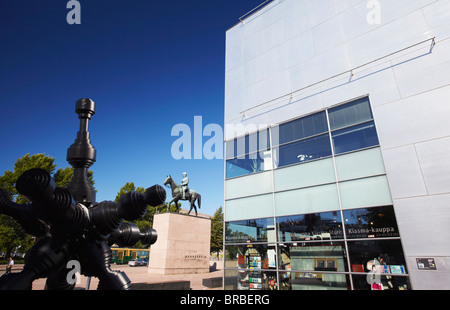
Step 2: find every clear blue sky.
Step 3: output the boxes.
[0,0,264,216]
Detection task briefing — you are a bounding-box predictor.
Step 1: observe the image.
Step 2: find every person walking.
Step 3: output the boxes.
[5,257,14,275]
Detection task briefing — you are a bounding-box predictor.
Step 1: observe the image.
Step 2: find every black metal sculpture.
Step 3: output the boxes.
[0,98,166,290]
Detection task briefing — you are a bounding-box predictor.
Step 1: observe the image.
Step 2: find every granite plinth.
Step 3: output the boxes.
[148,212,211,275]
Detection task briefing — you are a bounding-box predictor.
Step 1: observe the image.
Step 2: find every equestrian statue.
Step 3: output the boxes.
[164,173,201,216]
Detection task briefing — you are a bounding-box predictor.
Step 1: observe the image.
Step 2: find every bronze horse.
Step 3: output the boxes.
[164,175,201,216]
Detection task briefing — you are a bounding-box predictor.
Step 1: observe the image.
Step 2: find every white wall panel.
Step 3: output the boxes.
[415,137,450,195]
[394,194,450,257]
[391,38,450,98]
[382,145,428,199]
[374,85,450,150]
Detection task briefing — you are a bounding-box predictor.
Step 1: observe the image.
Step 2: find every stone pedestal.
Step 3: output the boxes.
[148,212,211,275]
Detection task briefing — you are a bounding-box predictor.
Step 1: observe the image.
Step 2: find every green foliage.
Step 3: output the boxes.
[0,153,94,257]
[54,166,95,190]
[114,182,145,202]
[114,182,177,248]
[0,153,56,204]
[210,206,224,255]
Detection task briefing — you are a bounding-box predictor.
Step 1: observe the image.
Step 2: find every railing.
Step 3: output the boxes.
[238,0,275,24]
[239,37,436,118]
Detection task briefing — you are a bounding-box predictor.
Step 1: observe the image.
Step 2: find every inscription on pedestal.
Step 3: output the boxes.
[148,213,211,275]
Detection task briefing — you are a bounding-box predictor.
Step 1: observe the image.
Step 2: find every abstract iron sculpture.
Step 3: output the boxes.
[0,98,165,290]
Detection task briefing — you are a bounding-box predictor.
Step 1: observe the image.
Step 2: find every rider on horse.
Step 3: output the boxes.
[181,172,189,200]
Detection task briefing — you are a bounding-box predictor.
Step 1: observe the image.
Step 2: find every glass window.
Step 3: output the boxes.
[277,211,344,242]
[226,152,267,178]
[332,121,379,155]
[278,241,348,272]
[280,272,350,290]
[347,239,408,274]
[328,97,373,130]
[226,129,270,160]
[274,134,332,168]
[225,171,273,200]
[335,147,386,181]
[275,184,340,216]
[339,175,392,210]
[225,194,274,222]
[224,244,276,269]
[225,218,275,243]
[224,269,277,290]
[274,158,336,192]
[351,274,410,290]
[277,111,328,145]
[343,206,400,239]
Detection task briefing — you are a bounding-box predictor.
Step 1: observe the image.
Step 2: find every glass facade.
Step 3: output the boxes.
[224,97,410,290]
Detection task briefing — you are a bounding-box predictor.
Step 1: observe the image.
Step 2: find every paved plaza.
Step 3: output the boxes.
[1,264,223,290]
[36,265,222,290]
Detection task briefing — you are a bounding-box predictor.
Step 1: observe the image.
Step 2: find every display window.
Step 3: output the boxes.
[343,206,400,239]
[225,218,275,243]
[278,241,348,272]
[347,239,408,275]
[279,271,350,290]
[225,244,277,269]
[351,274,410,290]
[225,269,278,290]
[277,211,343,242]
[224,244,277,290]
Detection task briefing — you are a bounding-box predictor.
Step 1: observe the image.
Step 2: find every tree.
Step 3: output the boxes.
[210,206,223,257]
[0,153,95,257]
[54,166,95,190]
[114,182,145,203]
[114,182,175,248]
[0,154,56,204]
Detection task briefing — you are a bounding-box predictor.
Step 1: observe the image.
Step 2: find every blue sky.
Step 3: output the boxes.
[0,0,265,216]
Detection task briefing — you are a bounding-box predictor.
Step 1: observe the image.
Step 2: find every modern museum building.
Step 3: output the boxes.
[223,0,450,290]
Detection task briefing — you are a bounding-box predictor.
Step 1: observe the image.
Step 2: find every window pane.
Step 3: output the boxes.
[225,218,275,243]
[248,129,270,154]
[352,274,410,290]
[347,239,408,274]
[278,241,348,272]
[225,194,274,222]
[226,129,270,159]
[225,171,272,200]
[339,176,392,210]
[328,97,373,130]
[274,158,336,192]
[343,206,400,239]
[275,134,332,168]
[277,111,328,145]
[226,152,267,178]
[225,140,235,160]
[275,184,340,216]
[224,268,277,290]
[335,147,386,181]
[276,211,344,242]
[280,272,350,290]
[332,121,379,155]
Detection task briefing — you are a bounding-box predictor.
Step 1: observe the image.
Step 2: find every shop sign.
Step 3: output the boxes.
[346,226,398,239]
[416,258,437,270]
